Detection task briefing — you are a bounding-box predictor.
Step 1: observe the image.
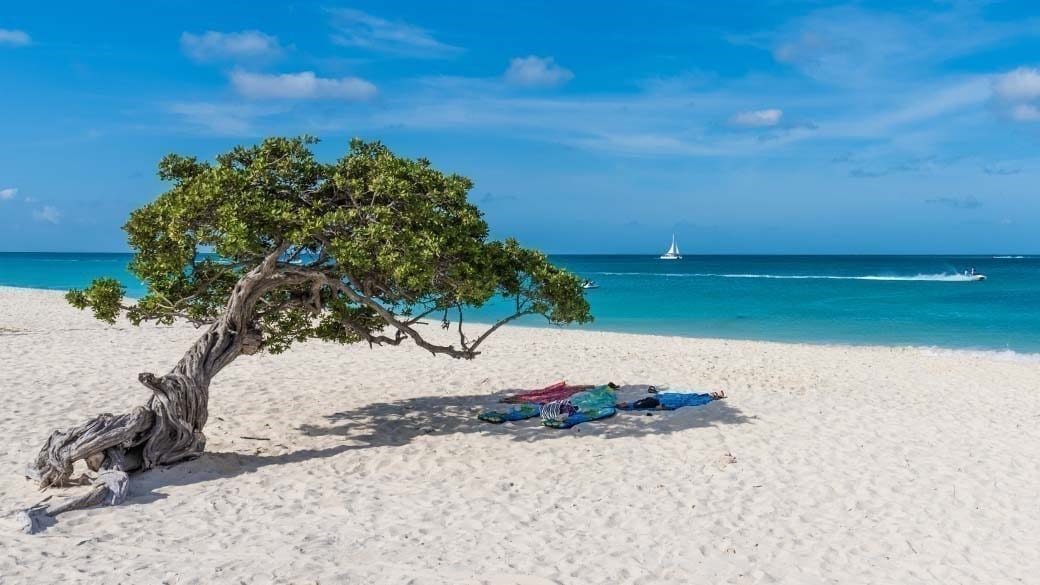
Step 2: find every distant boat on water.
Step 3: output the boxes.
[659,234,682,260]
[963,268,987,281]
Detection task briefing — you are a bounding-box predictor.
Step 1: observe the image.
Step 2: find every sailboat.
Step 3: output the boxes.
[659,234,682,260]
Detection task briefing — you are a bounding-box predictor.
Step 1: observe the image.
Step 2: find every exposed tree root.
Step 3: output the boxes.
[21,447,132,534]
[19,383,205,532]
[20,364,220,533]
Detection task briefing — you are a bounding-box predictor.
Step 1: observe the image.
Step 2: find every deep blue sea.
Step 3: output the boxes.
[2,252,1039,353]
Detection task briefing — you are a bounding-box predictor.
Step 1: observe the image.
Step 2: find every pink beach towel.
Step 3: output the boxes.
[500,381,595,404]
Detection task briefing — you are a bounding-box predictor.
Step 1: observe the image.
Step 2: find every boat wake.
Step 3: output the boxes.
[591,272,979,282]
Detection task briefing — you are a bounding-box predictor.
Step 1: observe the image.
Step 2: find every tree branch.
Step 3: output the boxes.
[466,310,538,353]
[255,262,545,360]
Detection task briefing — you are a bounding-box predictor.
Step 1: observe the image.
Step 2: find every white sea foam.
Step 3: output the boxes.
[591,272,980,282]
[918,347,1040,363]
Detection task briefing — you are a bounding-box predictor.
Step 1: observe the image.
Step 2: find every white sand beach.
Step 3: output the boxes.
[1,286,1039,584]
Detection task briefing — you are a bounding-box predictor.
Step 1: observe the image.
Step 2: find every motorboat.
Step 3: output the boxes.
[963,269,986,281]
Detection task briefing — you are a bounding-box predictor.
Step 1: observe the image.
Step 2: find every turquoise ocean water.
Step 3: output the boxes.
[2,252,1039,353]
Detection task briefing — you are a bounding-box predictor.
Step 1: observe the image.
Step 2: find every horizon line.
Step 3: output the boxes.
[1,250,1036,257]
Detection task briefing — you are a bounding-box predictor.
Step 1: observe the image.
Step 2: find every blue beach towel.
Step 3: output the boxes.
[616,392,718,411]
[478,402,541,424]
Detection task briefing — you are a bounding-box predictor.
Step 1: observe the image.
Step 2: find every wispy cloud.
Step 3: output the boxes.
[167,102,290,136]
[983,163,1022,176]
[992,67,1040,122]
[32,205,61,223]
[352,89,772,157]
[767,7,921,87]
[504,56,573,88]
[0,187,16,200]
[329,8,462,58]
[0,29,30,47]
[230,71,377,101]
[850,156,946,178]
[757,4,1033,88]
[180,30,282,62]
[925,196,981,209]
[730,108,783,127]
[159,4,1040,163]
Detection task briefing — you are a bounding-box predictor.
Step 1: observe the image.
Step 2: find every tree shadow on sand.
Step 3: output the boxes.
[297,391,752,448]
[28,390,751,531]
[135,390,750,494]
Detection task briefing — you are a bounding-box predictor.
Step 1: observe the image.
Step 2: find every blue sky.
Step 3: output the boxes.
[1,0,1039,253]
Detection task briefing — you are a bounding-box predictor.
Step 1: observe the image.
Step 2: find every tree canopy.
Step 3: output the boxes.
[67,136,592,357]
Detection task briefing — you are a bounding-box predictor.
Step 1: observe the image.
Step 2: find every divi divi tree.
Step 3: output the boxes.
[22,137,590,532]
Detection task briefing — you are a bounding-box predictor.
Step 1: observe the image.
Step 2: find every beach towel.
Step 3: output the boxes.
[480,384,618,428]
[616,392,718,411]
[479,385,720,428]
[540,384,617,428]
[500,381,594,404]
[478,402,541,424]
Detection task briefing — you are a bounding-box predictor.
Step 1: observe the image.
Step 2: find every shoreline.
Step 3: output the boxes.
[2,287,1040,583]
[3,284,1038,363]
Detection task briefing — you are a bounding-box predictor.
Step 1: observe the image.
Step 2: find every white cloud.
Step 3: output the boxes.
[0,188,16,200]
[32,206,60,224]
[730,108,783,127]
[180,30,281,62]
[160,8,1027,162]
[329,9,462,58]
[504,56,574,88]
[0,29,30,47]
[993,68,1040,123]
[993,67,1040,101]
[230,71,377,101]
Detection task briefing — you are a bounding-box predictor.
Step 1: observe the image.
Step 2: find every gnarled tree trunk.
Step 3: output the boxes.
[20,257,273,533]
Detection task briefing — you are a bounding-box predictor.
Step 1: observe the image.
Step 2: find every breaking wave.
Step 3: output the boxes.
[590,272,980,282]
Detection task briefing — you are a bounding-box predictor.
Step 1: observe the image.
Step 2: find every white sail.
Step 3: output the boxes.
[660,234,682,259]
